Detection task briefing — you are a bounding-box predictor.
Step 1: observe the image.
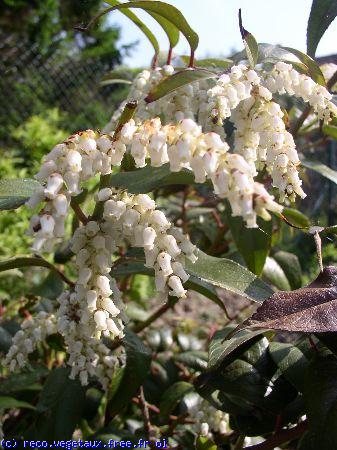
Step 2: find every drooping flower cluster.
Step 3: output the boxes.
[4,312,57,372]
[264,61,335,120]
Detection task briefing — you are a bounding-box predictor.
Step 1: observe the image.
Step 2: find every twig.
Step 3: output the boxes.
[132,296,179,333]
[314,230,323,272]
[244,420,307,450]
[139,387,156,448]
[291,105,312,137]
[70,199,88,224]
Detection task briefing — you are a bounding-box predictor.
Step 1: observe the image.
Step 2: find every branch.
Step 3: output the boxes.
[70,198,88,224]
[132,296,179,333]
[138,387,156,449]
[244,421,307,450]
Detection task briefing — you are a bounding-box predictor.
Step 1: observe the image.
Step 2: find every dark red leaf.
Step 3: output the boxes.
[243,266,337,333]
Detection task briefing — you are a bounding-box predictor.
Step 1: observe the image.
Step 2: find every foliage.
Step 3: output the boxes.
[1,1,337,449]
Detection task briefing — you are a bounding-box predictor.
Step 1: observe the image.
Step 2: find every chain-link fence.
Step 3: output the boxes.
[0,35,128,143]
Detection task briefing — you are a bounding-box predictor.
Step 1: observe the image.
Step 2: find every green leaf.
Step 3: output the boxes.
[239,9,259,67]
[301,354,337,449]
[107,330,151,417]
[0,396,35,410]
[323,124,337,140]
[273,251,302,289]
[281,207,310,228]
[110,163,196,193]
[146,11,179,49]
[112,260,230,314]
[208,327,270,370]
[181,56,233,69]
[196,436,218,450]
[263,256,291,291]
[307,0,337,57]
[0,326,13,353]
[0,178,41,210]
[281,46,326,86]
[105,1,198,55]
[32,271,64,300]
[302,159,337,184]
[186,250,274,303]
[35,367,85,440]
[269,342,309,392]
[226,212,272,276]
[159,381,193,419]
[100,79,132,86]
[174,351,208,371]
[105,0,159,56]
[0,367,48,394]
[145,68,217,102]
[0,256,65,280]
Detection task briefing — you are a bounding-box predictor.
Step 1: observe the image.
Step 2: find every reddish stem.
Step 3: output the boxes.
[151,52,158,70]
[189,50,195,68]
[166,46,173,65]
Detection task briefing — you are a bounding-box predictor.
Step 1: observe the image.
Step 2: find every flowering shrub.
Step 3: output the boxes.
[1,1,337,448]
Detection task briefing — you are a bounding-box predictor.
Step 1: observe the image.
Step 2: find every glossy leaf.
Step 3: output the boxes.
[0,367,48,394]
[35,367,85,439]
[239,9,259,67]
[0,396,35,410]
[307,0,337,57]
[196,436,217,450]
[112,260,231,314]
[269,342,309,392]
[302,159,337,184]
[146,11,179,48]
[145,68,216,103]
[107,330,151,417]
[263,256,291,291]
[181,56,233,69]
[301,354,337,449]
[174,351,208,371]
[273,251,302,289]
[244,266,337,332]
[323,124,337,139]
[159,381,193,419]
[110,163,196,193]
[186,250,273,302]
[0,178,41,210]
[226,212,272,276]
[208,326,270,370]
[281,46,326,86]
[32,272,64,300]
[106,1,198,55]
[105,0,159,56]
[281,207,310,229]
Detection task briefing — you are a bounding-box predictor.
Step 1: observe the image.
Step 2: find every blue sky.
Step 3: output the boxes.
[107,0,337,67]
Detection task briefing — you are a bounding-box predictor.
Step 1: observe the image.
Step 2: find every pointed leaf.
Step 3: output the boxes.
[159,381,193,419]
[208,327,270,370]
[107,330,151,417]
[180,56,233,69]
[0,396,35,410]
[281,46,326,86]
[0,178,41,210]
[263,257,291,291]
[145,68,216,103]
[146,11,179,48]
[239,9,259,67]
[186,250,273,302]
[110,163,196,193]
[226,212,272,276]
[273,251,302,290]
[105,1,198,55]
[105,0,159,55]
[307,0,337,57]
[244,266,337,332]
[301,354,337,448]
[323,124,337,139]
[269,342,309,392]
[302,159,337,184]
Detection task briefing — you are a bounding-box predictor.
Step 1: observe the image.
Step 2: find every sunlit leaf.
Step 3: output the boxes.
[0,178,41,210]
[239,9,259,67]
[145,68,216,103]
[281,46,326,86]
[302,159,337,184]
[263,257,291,291]
[307,0,337,57]
[244,266,337,332]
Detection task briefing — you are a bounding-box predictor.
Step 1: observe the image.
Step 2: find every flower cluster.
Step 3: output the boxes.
[264,61,335,120]
[4,312,57,372]
[119,117,283,227]
[56,290,118,389]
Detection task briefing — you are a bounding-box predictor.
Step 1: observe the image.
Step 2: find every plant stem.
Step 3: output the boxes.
[132,296,179,333]
[70,198,88,224]
[244,421,307,450]
[139,387,156,448]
